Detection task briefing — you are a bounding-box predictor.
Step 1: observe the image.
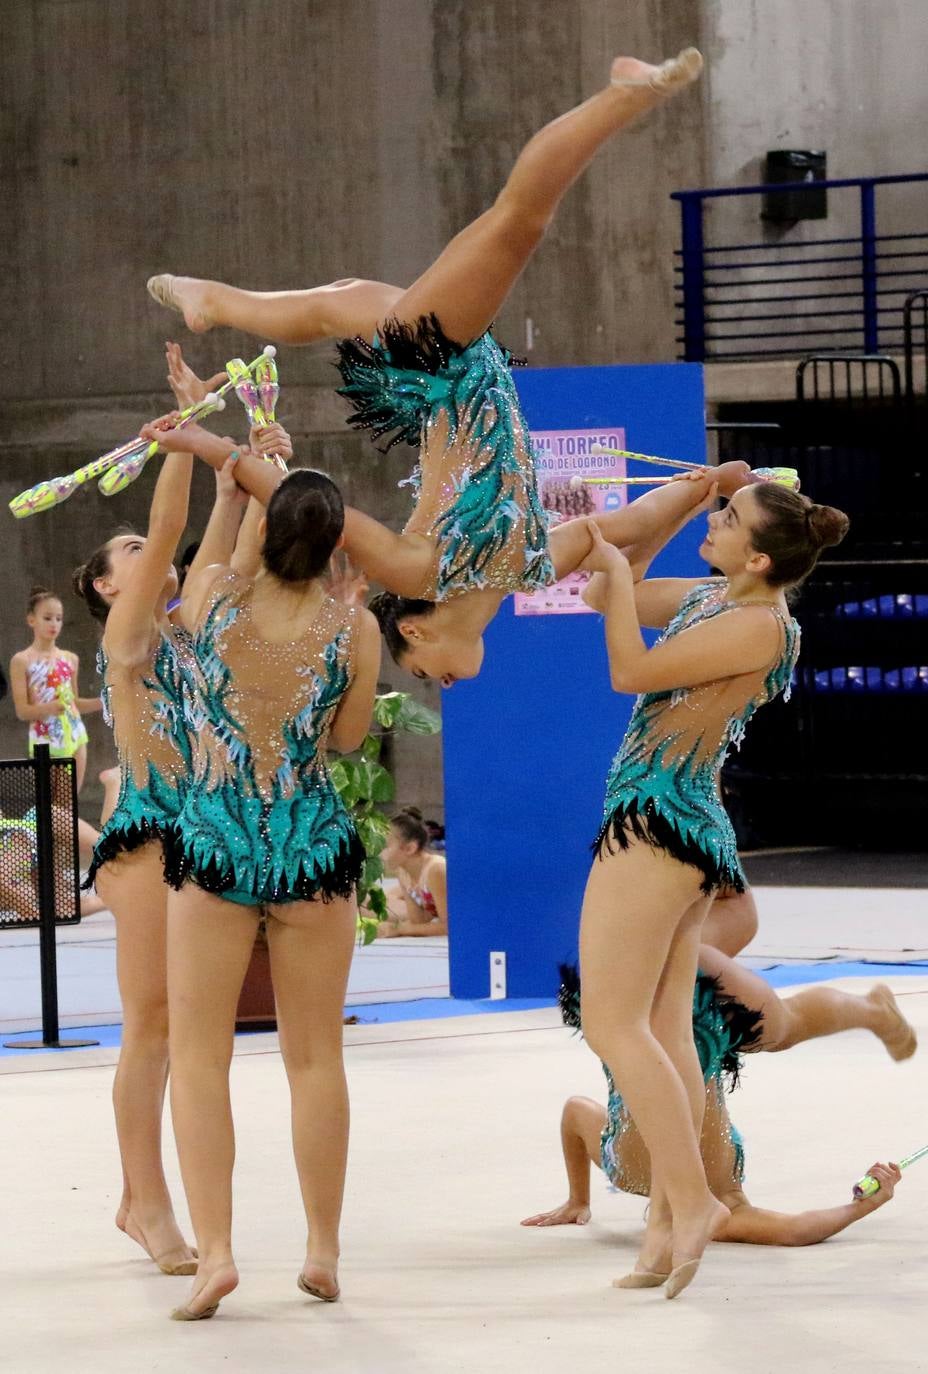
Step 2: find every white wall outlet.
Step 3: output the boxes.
[489,950,507,1000]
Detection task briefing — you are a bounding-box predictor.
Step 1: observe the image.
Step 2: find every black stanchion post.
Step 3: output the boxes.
[3,745,98,1050]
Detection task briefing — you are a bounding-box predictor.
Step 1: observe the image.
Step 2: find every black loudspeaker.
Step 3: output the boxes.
[762,150,827,223]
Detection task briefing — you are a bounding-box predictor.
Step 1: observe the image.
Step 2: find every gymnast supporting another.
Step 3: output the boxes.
[147,50,732,683]
[523,926,914,1249]
[148,415,380,1321]
[575,480,849,1298]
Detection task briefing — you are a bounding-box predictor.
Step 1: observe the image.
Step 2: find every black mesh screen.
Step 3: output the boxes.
[0,758,80,930]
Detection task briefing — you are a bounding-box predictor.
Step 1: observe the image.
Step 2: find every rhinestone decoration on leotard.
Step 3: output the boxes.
[596,580,800,892]
[88,628,198,883]
[558,965,761,1198]
[336,313,555,601]
[165,571,364,906]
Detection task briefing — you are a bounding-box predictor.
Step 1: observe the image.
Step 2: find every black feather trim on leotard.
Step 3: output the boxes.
[161,823,366,906]
[83,819,166,889]
[557,964,764,1093]
[593,799,745,896]
[334,312,524,454]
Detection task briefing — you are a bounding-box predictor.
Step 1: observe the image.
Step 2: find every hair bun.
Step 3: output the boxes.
[30,584,53,598]
[368,590,399,624]
[807,503,850,550]
[402,806,423,821]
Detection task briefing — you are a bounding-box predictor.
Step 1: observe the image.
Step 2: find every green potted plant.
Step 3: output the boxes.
[235,691,442,1028]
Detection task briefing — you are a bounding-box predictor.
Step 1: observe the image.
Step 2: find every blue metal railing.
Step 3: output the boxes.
[672,173,928,362]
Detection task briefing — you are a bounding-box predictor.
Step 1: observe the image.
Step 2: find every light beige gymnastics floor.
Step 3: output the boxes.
[2,982,927,1374]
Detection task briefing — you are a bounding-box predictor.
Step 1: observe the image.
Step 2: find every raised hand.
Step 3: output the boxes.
[166,341,228,409]
[327,551,370,607]
[249,423,293,465]
[215,454,249,509]
[581,520,632,577]
[139,418,207,454]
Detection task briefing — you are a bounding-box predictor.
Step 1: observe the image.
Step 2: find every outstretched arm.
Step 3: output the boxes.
[187,459,248,580]
[142,419,284,507]
[104,448,194,667]
[583,525,780,694]
[718,1163,901,1246]
[520,1097,605,1227]
[341,507,435,599]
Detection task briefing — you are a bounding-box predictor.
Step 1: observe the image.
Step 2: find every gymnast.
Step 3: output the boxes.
[149,422,380,1322]
[72,440,201,1278]
[10,585,103,792]
[575,480,849,1297]
[523,931,914,1249]
[70,343,252,1278]
[146,50,735,683]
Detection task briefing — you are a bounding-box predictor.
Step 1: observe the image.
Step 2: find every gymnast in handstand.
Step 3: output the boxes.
[145,50,750,684]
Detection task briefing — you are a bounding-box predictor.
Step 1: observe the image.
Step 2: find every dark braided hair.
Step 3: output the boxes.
[263,469,344,581]
[368,591,436,663]
[72,537,126,626]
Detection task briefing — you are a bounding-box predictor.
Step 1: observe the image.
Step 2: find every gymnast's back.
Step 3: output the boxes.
[165,569,366,907]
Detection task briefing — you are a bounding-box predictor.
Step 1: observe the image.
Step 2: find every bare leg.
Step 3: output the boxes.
[579,842,727,1297]
[266,896,357,1299]
[696,944,916,1059]
[147,275,404,345]
[630,895,715,1281]
[95,846,196,1273]
[391,55,699,346]
[149,52,699,349]
[701,886,759,957]
[167,885,259,1317]
[521,1097,605,1226]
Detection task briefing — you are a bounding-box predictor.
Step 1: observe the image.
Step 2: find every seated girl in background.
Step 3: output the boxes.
[377,807,448,938]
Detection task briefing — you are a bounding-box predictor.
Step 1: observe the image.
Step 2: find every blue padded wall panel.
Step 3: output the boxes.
[442,364,706,998]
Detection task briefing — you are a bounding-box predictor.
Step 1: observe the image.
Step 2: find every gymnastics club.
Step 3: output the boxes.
[590,445,702,471]
[99,346,279,497]
[226,354,289,472]
[9,345,273,519]
[852,1145,928,1199]
[9,436,157,518]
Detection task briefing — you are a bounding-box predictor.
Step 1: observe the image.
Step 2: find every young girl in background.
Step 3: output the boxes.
[10,587,103,791]
[378,807,448,937]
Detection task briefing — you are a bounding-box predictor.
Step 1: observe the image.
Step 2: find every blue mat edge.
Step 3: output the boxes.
[3,959,927,1056]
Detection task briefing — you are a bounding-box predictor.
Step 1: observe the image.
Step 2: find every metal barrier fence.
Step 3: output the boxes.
[0,744,97,1049]
[714,352,928,845]
[903,289,928,399]
[672,173,928,362]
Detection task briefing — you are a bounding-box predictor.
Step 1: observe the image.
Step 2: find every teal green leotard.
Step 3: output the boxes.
[559,966,763,1196]
[163,572,364,907]
[87,629,196,884]
[336,314,554,602]
[596,580,800,892]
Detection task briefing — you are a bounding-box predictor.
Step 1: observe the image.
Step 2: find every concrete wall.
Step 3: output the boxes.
[0,0,704,823]
[698,0,928,354]
[6,0,926,822]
